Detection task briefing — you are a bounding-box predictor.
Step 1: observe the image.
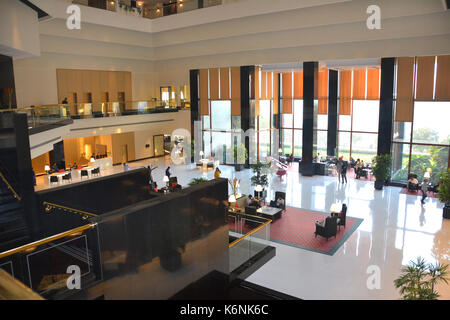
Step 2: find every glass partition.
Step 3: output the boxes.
[228,211,271,273]
[0,223,102,299]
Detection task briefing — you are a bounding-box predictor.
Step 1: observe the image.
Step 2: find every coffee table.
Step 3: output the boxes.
[258,206,282,222]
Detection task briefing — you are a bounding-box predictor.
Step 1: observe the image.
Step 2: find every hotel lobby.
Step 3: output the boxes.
[0,0,449,303]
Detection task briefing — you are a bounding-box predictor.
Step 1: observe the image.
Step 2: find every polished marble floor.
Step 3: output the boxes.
[34,157,450,300]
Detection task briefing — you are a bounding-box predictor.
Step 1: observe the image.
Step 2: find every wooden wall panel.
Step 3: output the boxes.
[415,56,435,100]
[339,70,352,115]
[273,73,279,115]
[283,72,293,99]
[199,69,209,115]
[318,69,329,114]
[219,67,230,100]
[366,68,380,100]
[231,67,241,116]
[209,68,219,100]
[352,69,366,100]
[282,99,292,114]
[31,152,50,174]
[56,69,132,107]
[111,132,136,164]
[267,72,273,100]
[260,71,267,100]
[293,72,303,99]
[435,55,450,101]
[396,57,415,122]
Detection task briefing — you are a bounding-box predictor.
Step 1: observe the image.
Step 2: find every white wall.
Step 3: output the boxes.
[13,53,158,107]
[0,0,40,58]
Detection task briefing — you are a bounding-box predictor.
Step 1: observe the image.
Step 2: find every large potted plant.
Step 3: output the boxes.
[250,160,270,199]
[394,257,449,300]
[437,169,450,219]
[371,154,392,190]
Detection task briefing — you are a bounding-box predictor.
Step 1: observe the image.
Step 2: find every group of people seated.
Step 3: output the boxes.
[354,158,369,179]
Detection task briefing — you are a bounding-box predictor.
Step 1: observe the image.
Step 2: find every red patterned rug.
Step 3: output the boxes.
[229,206,363,256]
[400,188,438,198]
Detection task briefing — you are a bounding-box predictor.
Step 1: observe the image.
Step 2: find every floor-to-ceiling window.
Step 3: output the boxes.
[281,99,302,156]
[392,101,450,183]
[337,100,379,162]
[202,100,234,162]
[252,99,276,161]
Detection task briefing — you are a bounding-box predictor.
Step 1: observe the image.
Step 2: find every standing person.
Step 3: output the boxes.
[214,167,221,179]
[165,166,171,178]
[147,165,157,185]
[421,178,429,204]
[336,157,343,184]
[341,159,348,184]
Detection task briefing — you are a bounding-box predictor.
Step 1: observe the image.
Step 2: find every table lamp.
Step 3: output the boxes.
[330,203,341,214]
[163,175,170,187]
[255,184,263,199]
[228,194,236,208]
[199,151,204,159]
[90,156,95,163]
[44,165,50,174]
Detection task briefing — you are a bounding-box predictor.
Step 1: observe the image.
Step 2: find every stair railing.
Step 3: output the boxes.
[0,171,21,201]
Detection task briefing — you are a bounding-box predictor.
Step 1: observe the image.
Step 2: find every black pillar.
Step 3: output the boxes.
[327,70,338,157]
[13,113,39,239]
[53,141,65,170]
[241,66,254,168]
[0,54,17,109]
[189,69,200,163]
[198,0,204,8]
[377,58,395,156]
[300,62,318,176]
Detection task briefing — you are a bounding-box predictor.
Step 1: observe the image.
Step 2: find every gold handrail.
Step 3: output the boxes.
[0,269,44,300]
[43,201,98,218]
[0,171,21,201]
[228,211,272,248]
[0,223,96,259]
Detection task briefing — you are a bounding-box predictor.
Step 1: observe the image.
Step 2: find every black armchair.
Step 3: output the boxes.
[271,191,286,213]
[50,176,59,185]
[80,170,89,179]
[92,167,100,177]
[314,216,338,240]
[62,173,72,183]
[337,204,347,229]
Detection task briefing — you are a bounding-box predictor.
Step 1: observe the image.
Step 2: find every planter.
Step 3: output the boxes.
[444,206,450,219]
[374,180,384,190]
[234,164,244,171]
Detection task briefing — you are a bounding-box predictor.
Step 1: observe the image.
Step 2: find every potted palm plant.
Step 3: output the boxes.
[250,160,270,199]
[371,154,392,190]
[394,257,449,300]
[437,169,450,219]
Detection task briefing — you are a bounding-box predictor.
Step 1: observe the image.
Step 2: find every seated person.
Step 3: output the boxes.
[407,175,420,191]
[246,195,260,208]
[270,197,285,208]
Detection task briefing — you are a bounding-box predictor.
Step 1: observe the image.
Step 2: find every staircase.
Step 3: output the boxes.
[0,173,29,253]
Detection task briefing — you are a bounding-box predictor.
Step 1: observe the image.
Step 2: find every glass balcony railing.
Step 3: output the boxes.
[228,210,271,273]
[0,99,189,131]
[72,0,223,20]
[0,223,101,300]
